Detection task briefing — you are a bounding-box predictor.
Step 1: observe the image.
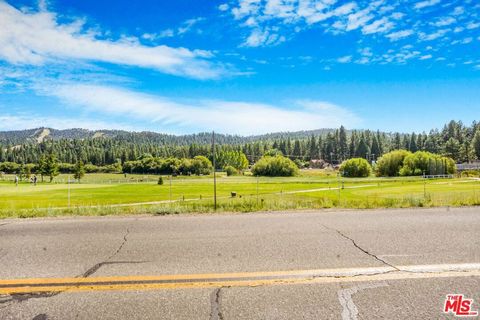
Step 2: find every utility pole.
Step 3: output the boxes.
[212,131,217,211]
[337,171,341,204]
[423,171,426,199]
[169,175,172,204]
[256,175,259,204]
[68,175,71,207]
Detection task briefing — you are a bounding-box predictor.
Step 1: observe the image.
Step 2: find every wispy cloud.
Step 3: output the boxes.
[432,16,456,27]
[243,27,286,47]
[0,2,225,79]
[0,114,135,131]
[361,17,394,35]
[414,0,441,10]
[386,29,414,41]
[419,29,450,41]
[225,0,479,70]
[337,55,352,63]
[38,83,360,135]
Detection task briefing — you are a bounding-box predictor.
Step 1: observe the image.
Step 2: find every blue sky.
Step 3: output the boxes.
[0,0,479,135]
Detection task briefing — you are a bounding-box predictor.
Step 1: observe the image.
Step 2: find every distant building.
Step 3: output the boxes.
[456,161,480,171]
[309,159,327,169]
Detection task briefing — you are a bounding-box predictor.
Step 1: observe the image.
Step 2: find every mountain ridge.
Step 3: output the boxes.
[0,127,345,145]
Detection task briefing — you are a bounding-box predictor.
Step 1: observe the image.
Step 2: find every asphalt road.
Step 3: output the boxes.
[0,207,479,319]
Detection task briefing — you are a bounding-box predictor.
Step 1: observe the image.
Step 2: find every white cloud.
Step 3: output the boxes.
[419,29,449,41]
[419,54,432,60]
[414,0,441,10]
[177,17,205,35]
[337,55,352,63]
[142,29,175,40]
[232,0,262,20]
[344,8,374,31]
[39,83,361,135]
[452,6,465,15]
[218,3,229,11]
[0,114,134,131]
[386,29,414,41]
[466,22,480,30]
[431,17,456,27]
[361,17,394,35]
[243,28,286,47]
[0,2,224,79]
[390,12,404,20]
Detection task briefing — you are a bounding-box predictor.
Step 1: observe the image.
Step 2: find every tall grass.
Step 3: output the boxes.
[2,190,480,219]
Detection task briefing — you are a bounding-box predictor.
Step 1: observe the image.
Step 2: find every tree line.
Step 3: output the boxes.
[1,120,480,168]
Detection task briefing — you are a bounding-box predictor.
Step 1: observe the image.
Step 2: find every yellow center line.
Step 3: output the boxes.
[1,264,479,295]
[1,271,479,295]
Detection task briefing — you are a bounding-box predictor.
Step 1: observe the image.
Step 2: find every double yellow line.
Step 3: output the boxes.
[1,265,479,295]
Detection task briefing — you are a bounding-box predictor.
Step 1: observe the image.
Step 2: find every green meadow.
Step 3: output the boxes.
[1,171,480,218]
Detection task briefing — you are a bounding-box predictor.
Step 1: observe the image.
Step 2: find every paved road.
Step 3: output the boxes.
[0,207,479,319]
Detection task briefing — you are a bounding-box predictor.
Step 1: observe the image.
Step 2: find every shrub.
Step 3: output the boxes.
[0,162,20,174]
[158,176,164,185]
[339,158,372,177]
[264,149,284,157]
[224,165,238,176]
[251,155,298,177]
[375,150,412,177]
[400,151,456,176]
[216,151,249,171]
[191,156,213,175]
[293,159,309,169]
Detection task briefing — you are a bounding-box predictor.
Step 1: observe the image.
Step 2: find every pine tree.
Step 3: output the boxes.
[349,131,357,159]
[73,160,85,182]
[308,135,317,160]
[472,130,480,160]
[45,153,59,182]
[338,126,348,160]
[370,136,380,161]
[293,140,302,159]
[38,155,47,182]
[356,134,370,159]
[409,133,418,152]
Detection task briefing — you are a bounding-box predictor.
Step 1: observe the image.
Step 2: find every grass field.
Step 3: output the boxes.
[1,170,480,218]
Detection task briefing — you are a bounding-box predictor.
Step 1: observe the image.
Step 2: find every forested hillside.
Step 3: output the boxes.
[1,120,479,166]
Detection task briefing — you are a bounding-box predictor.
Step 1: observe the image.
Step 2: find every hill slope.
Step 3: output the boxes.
[0,127,340,146]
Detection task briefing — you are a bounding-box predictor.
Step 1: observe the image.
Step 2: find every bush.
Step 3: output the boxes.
[216,151,249,171]
[251,155,298,177]
[158,176,164,185]
[400,151,456,176]
[293,159,308,169]
[122,156,211,175]
[375,150,412,177]
[224,165,238,176]
[339,158,372,177]
[264,149,284,157]
[191,156,213,175]
[0,162,20,174]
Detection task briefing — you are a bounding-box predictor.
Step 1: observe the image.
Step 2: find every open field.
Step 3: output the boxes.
[1,170,480,218]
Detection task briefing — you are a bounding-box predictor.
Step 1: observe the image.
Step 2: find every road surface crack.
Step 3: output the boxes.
[338,282,388,320]
[210,287,226,320]
[0,227,136,312]
[323,225,400,271]
[82,228,130,278]
[1,291,61,307]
